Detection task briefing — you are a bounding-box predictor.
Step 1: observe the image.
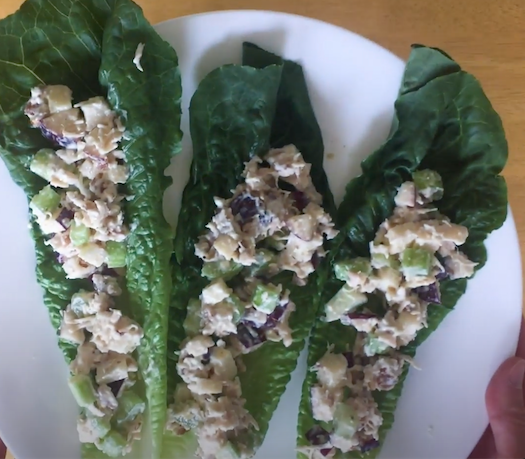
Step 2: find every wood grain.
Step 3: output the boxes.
[1,1,524,458]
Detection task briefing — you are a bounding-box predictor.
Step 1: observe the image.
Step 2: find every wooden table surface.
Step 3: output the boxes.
[1,0,525,458]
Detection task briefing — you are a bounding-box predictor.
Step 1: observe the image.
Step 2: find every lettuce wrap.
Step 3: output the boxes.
[297,45,508,459]
[0,0,182,457]
[162,43,336,458]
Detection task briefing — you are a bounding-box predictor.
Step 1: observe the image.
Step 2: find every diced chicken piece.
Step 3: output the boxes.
[314,352,348,388]
[126,415,143,444]
[84,124,123,155]
[376,309,425,348]
[59,311,85,345]
[46,231,78,258]
[184,335,215,357]
[96,352,138,384]
[288,214,315,241]
[56,148,85,164]
[78,158,100,180]
[385,220,468,254]
[280,233,323,279]
[241,308,267,327]
[70,291,111,316]
[304,202,339,240]
[188,378,223,395]
[331,433,360,453]
[105,157,128,184]
[96,384,118,411]
[75,96,115,131]
[266,300,296,347]
[25,85,73,124]
[265,145,323,204]
[92,274,122,296]
[213,234,238,260]
[77,242,107,267]
[46,85,73,113]
[201,279,232,305]
[87,310,143,354]
[200,302,237,337]
[70,342,101,376]
[167,398,203,433]
[133,43,145,72]
[33,211,66,235]
[394,181,416,207]
[363,357,405,391]
[177,357,208,386]
[445,251,477,280]
[41,108,87,142]
[310,384,343,422]
[62,256,97,279]
[209,347,237,381]
[77,416,102,443]
[345,316,379,334]
[370,267,402,295]
[346,394,382,439]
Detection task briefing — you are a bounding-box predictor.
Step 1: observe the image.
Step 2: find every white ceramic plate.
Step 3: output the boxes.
[0,10,521,459]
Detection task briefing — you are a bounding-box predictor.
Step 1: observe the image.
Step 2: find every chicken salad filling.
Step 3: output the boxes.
[166,145,337,459]
[25,85,144,457]
[324,170,476,353]
[303,170,476,456]
[300,335,409,459]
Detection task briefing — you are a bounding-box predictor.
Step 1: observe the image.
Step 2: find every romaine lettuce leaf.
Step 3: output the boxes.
[297,45,508,459]
[164,61,283,458]
[0,0,182,457]
[165,43,333,457]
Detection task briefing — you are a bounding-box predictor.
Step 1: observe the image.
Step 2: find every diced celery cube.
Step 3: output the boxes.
[371,252,400,270]
[400,247,433,277]
[363,334,390,356]
[333,257,372,282]
[86,413,111,438]
[70,221,90,246]
[114,390,145,425]
[97,430,128,457]
[201,260,242,281]
[70,290,91,316]
[68,374,96,407]
[29,149,57,181]
[252,283,280,314]
[106,241,127,268]
[324,284,367,322]
[247,249,276,277]
[333,403,358,439]
[413,169,443,200]
[30,185,61,214]
[227,294,245,324]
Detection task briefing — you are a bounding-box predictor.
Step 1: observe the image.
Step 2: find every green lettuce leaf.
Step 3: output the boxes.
[297,45,508,459]
[164,62,283,457]
[164,43,333,457]
[0,0,182,457]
